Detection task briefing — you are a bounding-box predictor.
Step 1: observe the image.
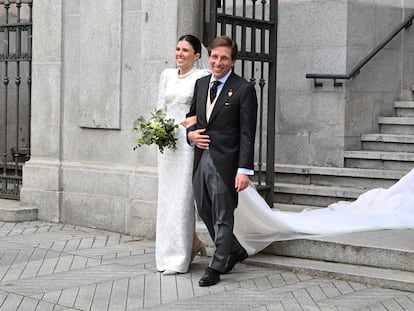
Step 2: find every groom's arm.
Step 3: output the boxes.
[236,82,258,192]
[238,82,258,169]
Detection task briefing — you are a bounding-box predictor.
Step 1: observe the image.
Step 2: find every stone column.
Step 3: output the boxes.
[20,0,64,221]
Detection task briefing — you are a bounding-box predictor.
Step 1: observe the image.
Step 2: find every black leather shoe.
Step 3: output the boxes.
[224,248,248,273]
[199,267,220,287]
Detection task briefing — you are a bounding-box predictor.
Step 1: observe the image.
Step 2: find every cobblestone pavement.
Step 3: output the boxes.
[0,221,413,311]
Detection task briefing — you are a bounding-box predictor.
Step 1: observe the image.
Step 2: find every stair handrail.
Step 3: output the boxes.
[306,13,414,88]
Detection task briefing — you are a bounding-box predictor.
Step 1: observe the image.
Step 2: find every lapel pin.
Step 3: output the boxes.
[228,88,233,97]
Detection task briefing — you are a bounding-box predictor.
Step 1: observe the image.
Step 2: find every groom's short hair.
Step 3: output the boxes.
[209,36,238,61]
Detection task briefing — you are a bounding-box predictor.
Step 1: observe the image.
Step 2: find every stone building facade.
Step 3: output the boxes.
[20,0,414,237]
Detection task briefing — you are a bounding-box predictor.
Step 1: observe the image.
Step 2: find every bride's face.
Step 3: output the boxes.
[175,40,200,75]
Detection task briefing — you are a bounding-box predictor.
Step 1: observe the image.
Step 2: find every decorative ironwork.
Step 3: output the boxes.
[202,0,277,206]
[0,0,32,199]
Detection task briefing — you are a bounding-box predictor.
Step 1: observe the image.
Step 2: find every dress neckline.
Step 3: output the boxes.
[177,66,197,79]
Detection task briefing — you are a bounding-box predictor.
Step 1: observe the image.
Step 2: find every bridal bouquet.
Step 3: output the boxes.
[133,109,179,154]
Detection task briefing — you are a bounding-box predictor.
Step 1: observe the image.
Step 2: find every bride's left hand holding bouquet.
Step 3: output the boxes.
[133,109,179,154]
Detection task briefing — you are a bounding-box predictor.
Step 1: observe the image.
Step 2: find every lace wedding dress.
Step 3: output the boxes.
[234,168,414,255]
[155,67,210,273]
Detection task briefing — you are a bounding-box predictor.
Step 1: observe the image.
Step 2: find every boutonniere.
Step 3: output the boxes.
[228,88,233,97]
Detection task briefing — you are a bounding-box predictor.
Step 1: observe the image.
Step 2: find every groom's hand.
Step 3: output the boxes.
[188,128,210,149]
[235,173,249,192]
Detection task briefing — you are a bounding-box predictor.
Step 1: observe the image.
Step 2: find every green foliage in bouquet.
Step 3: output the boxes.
[133,109,179,154]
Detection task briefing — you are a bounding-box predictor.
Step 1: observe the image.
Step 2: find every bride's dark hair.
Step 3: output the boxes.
[178,34,202,55]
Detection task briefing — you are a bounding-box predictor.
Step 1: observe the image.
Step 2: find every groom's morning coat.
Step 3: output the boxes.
[187,72,258,193]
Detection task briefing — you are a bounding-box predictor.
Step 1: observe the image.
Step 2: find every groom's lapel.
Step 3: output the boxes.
[199,77,210,124]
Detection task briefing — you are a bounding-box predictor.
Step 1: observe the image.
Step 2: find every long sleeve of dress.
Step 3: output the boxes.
[157,70,167,111]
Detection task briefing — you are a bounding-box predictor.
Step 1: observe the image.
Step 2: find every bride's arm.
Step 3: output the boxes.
[180,115,197,128]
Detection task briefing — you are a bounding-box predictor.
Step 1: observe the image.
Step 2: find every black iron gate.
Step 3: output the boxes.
[202,0,277,206]
[0,0,32,199]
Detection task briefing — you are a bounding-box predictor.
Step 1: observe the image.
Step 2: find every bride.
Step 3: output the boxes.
[234,168,414,255]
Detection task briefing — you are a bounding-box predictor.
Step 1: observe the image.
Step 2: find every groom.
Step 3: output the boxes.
[187,36,257,286]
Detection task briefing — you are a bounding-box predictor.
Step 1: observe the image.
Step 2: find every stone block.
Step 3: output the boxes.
[404,0,414,8]
[22,159,61,191]
[278,47,347,91]
[403,17,414,52]
[79,0,122,129]
[309,135,344,167]
[128,169,158,202]
[347,2,376,49]
[350,49,401,93]
[61,192,127,233]
[140,61,172,111]
[277,92,345,136]
[402,51,414,94]
[275,133,310,165]
[63,0,80,15]
[177,0,202,37]
[278,1,347,48]
[20,189,61,222]
[125,200,157,238]
[141,1,178,62]
[32,1,62,62]
[62,163,131,198]
[374,6,402,51]
[30,63,62,159]
[124,0,142,12]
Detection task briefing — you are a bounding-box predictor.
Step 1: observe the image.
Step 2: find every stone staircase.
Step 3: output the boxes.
[246,100,414,291]
[247,230,414,292]
[199,99,414,291]
[273,100,414,212]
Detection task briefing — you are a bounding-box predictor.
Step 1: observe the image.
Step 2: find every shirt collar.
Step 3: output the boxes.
[210,69,232,86]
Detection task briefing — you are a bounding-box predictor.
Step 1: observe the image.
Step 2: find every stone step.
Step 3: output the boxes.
[361,133,414,152]
[247,254,414,292]
[273,202,318,212]
[273,164,404,189]
[0,199,37,221]
[379,116,414,134]
[344,150,414,170]
[262,230,414,272]
[248,230,414,292]
[274,183,362,207]
[395,101,414,118]
[394,101,414,108]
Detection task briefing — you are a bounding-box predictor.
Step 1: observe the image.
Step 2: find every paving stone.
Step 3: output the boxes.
[0,220,413,310]
[73,284,95,311]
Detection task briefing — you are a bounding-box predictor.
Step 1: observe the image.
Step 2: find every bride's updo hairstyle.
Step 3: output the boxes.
[178,34,202,55]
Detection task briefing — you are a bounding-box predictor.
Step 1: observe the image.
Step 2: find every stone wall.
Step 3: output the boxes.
[276,0,414,167]
[20,0,201,238]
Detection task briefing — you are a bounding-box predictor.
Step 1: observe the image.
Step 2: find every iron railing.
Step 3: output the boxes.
[306,13,414,87]
[0,0,32,199]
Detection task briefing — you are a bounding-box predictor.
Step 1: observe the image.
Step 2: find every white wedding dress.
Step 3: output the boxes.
[234,168,414,255]
[155,66,210,273]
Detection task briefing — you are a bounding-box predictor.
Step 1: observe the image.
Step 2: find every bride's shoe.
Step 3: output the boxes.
[191,240,207,262]
[162,269,177,275]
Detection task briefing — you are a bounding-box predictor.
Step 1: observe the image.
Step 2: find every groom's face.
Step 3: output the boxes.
[209,46,236,80]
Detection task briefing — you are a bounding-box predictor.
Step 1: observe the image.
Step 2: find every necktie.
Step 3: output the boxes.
[210,80,221,102]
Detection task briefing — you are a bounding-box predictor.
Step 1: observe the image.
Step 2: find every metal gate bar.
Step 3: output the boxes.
[204,0,277,206]
[0,0,32,199]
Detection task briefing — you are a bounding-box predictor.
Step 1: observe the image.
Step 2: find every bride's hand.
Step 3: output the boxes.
[180,116,197,128]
